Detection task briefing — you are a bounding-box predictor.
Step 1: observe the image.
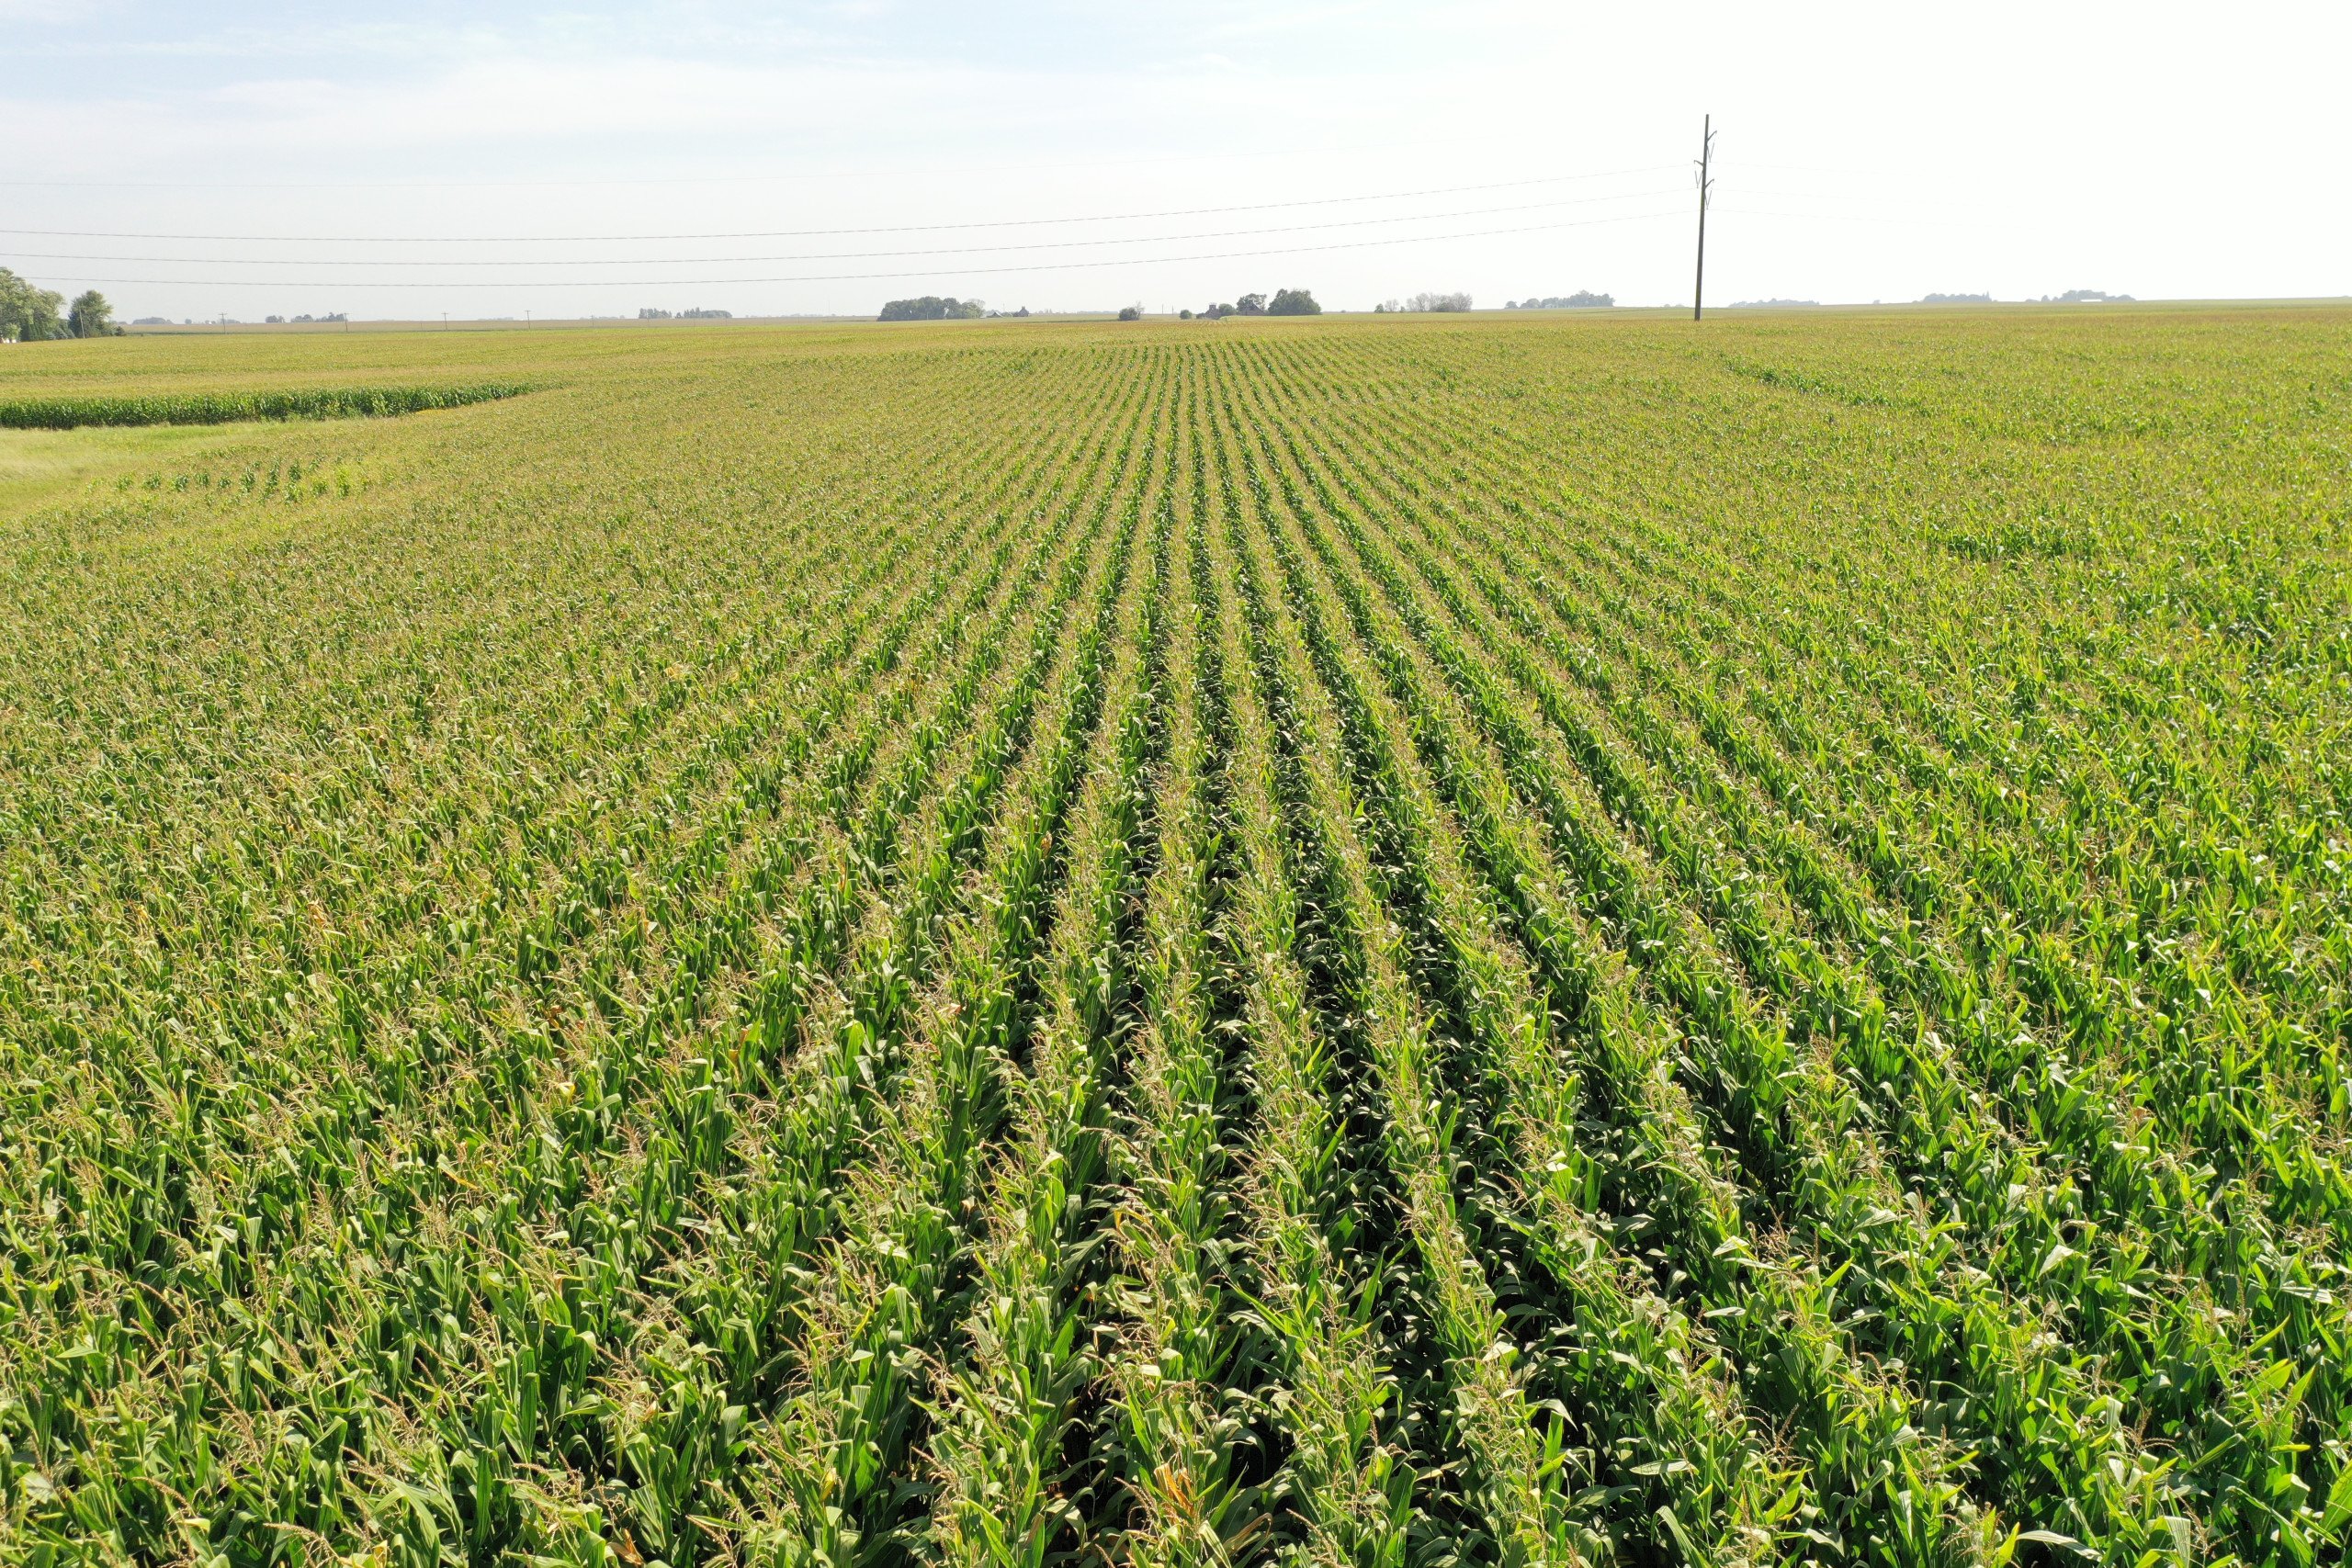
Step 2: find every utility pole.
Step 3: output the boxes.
[1693,114,1716,321]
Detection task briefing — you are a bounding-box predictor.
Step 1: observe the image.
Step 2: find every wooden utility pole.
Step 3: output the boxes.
[1693,114,1716,321]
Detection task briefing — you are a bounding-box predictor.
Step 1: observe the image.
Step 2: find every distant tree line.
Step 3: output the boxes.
[638,307,734,320]
[879,296,986,321]
[1729,299,1818,309]
[1506,291,1612,309]
[2035,288,2132,303]
[1181,288,1319,321]
[1918,292,1995,305]
[1,270,116,341]
[1373,291,1471,313]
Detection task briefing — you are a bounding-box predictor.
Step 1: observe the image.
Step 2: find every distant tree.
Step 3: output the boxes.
[265,313,286,324]
[680,307,733,319]
[68,292,117,336]
[0,268,66,342]
[1116,305,1142,321]
[1512,291,1612,309]
[639,308,673,320]
[1179,308,1194,320]
[1233,292,1267,316]
[1266,287,1321,316]
[1918,292,1994,305]
[878,296,985,321]
[1405,290,1472,312]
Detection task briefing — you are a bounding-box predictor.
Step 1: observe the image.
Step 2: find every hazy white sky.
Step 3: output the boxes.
[5,0,2345,321]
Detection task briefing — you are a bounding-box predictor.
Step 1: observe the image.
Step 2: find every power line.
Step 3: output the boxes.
[1713,157,1906,179]
[1,190,1684,267]
[0,131,1629,191]
[1709,205,1967,227]
[0,167,1680,244]
[14,209,1690,290]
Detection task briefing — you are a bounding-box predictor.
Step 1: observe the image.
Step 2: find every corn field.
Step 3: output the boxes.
[0,385,529,432]
[2,307,2349,1567]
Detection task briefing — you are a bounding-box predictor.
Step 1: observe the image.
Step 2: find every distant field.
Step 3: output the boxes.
[3,305,2349,1567]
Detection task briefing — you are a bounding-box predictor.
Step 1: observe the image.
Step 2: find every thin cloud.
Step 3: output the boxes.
[7,49,1378,176]
[0,0,107,19]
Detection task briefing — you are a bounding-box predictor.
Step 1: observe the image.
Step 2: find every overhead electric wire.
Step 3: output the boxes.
[1716,157,1906,178]
[0,131,1625,191]
[0,167,1679,244]
[1710,205,1966,227]
[15,208,1689,289]
[1,189,1683,267]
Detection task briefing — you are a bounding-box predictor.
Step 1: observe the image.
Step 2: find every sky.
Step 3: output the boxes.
[4,0,2346,321]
